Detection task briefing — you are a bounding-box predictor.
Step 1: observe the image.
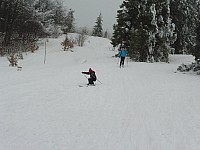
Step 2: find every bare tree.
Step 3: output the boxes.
[76,27,88,47]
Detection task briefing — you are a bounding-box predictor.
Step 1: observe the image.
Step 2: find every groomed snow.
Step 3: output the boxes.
[0,34,200,150]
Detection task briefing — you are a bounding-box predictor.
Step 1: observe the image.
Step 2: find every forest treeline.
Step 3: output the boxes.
[111,0,200,62]
[0,0,75,56]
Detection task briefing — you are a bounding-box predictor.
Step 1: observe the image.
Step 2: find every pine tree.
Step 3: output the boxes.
[111,0,140,50]
[193,21,200,61]
[130,24,149,62]
[64,9,75,33]
[170,0,198,54]
[92,13,103,37]
[103,30,108,38]
[153,0,176,62]
[192,3,200,62]
[129,1,155,62]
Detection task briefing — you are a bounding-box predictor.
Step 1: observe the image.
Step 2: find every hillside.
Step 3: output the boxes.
[0,35,200,150]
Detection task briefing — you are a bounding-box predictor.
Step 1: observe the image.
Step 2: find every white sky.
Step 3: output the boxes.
[63,0,124,33]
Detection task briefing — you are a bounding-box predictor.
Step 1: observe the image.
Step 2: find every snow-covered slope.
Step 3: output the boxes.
[0,35,200,150]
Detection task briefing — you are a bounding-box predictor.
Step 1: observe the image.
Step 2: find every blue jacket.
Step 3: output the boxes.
[119,49,127,57]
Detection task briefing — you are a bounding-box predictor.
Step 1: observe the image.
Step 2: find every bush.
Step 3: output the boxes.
[177,60,200,75]
[7,53,18,67]
[75,27,88,47]
[61,35,74,51]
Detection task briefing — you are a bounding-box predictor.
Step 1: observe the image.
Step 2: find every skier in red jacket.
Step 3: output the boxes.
[82,68,97,85]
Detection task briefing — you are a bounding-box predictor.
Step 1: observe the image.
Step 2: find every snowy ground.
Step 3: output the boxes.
[0,35,200,150]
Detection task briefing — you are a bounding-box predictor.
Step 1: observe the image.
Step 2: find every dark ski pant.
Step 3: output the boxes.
[88,78,96,84]
[120,56,125,67]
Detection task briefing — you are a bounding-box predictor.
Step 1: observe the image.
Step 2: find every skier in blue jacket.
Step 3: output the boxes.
[118,46,127,68]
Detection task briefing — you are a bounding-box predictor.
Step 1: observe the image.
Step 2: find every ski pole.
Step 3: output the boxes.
[127,57,128,67]
[117,57,120,64]
[83,74,88,79]
[97,79,102,84]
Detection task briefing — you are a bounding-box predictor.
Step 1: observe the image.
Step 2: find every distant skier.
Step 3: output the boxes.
[82,68,97,85]
[118,46,127,68]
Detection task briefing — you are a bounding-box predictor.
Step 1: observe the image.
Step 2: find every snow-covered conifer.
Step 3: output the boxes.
[92,13,103,37]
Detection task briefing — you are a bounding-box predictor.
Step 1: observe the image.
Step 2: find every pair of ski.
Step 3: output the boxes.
[78,84,95,87]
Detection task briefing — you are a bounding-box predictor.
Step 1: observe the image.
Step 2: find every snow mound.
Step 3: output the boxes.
[169,54,195,64]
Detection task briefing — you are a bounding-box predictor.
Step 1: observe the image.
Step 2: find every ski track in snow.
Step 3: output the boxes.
[0,34,200,150]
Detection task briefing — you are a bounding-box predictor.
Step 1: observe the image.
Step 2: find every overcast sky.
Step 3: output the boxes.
[63,0,124,33]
